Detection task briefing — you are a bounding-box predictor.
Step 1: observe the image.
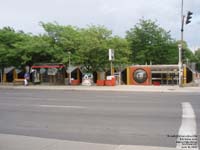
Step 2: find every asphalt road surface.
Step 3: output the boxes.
[0,89,199,148]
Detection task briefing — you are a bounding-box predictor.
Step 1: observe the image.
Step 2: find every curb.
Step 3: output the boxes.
[0,85,200,93]
[0,134,177,150]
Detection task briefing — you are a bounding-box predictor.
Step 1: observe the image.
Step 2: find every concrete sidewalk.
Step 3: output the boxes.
[0,134,177,150]
[0,84,200,93]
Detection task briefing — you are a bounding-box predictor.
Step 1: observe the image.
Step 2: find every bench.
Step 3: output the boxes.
[13,78,24,85]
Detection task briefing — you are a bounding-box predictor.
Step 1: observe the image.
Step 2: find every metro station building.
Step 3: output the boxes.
[120,65,195,86]
[0,64,198,86]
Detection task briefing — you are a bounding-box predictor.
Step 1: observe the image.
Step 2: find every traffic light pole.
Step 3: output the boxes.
[179,0,184,87]
[178,44,182,87]
[179,0,193,87]
[181,0,184,38]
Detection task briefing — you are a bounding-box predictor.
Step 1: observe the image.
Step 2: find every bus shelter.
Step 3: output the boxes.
[31,64,66,85]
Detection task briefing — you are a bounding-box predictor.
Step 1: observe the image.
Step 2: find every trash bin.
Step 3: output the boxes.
[71,79,80,85]
[96,80,105,86]
[105,76,116,86]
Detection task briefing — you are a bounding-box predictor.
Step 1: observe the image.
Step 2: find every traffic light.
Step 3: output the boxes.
[186,11,193,24]
[181,48,186,62]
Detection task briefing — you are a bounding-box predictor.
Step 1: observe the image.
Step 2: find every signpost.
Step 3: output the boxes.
[109,49,114,75]
[68,51,71,85]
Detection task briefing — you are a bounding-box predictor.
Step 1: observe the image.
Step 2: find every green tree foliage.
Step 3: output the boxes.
[176,40,196,63]
[0,27,25,68]
[126,19,178,65]
[108,36,131,71]
[40,22,81,64]
[14,34,57,67]
[74,25,131,72]
[194,48,200,71]
[74,25,112,72]
[195,48,200,62]
[0,24,131,73]
[0,20,196,73]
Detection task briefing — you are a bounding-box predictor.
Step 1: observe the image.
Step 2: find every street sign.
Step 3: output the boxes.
[109,49,114,61]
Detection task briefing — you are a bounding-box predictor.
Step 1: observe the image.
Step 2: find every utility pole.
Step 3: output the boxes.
[179,0,193,87]
[181,0,184,40]
[179,0,184,87]
[178,44,182,87]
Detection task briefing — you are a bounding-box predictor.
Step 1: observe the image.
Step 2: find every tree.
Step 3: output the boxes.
[195,48,200,62]
[0,27,26,68]
[40,22,81,65]
[194,48,200,71]
[14,34,57,68]
[73,25,112,72]
[176,40,196,63]
[126,19,178,65]
[73,25,131,73]
[108,36,131,71]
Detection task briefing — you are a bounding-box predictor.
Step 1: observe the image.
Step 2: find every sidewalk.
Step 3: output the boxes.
[0,133,177,150]
[0,84,200,93]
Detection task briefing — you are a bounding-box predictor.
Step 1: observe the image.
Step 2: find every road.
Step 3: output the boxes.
[0,89,199,148]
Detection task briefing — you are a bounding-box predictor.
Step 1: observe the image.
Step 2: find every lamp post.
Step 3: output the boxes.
[68,51,71,85]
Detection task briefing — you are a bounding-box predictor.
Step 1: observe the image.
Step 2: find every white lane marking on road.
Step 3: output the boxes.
[176,102,199,150]
[38,104,86,109]
[0,103,86,109]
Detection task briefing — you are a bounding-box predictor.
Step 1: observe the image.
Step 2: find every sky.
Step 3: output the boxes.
[0,0,200,51]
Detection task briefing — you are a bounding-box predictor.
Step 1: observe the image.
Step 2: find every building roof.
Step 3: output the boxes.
[32,63,65,69]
